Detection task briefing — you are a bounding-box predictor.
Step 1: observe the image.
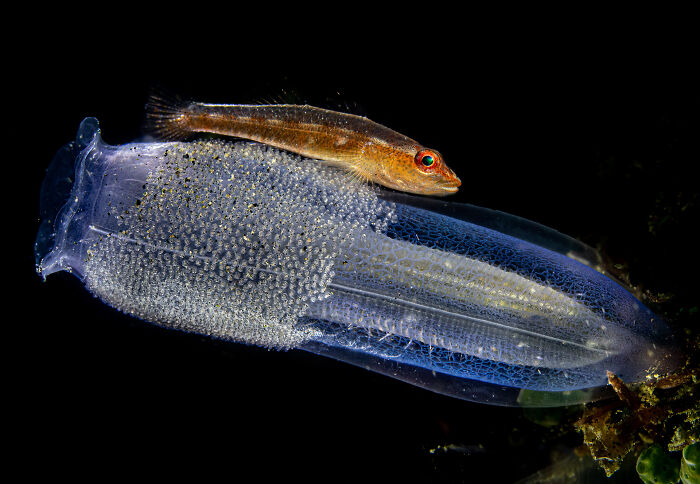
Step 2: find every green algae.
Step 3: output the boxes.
[636,445,680,484]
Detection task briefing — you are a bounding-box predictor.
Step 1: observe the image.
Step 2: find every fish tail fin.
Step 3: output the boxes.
[144,86,193,140]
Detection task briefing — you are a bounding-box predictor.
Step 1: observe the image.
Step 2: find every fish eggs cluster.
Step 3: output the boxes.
[83,140,395,349]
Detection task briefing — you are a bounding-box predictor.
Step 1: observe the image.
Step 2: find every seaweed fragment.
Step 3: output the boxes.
[575,356,699,476]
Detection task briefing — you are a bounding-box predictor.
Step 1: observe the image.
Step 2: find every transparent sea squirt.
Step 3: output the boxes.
[35,118,678,407]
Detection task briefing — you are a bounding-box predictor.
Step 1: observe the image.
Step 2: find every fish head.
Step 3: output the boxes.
[389,147,461,196]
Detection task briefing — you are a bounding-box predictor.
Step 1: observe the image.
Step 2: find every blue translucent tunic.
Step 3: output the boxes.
[35,118,677,406]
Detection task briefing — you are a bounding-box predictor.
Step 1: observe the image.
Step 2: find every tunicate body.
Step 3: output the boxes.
[35,118,677,406]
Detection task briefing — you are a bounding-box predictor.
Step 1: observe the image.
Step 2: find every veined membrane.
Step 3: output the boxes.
[35,118,677,406]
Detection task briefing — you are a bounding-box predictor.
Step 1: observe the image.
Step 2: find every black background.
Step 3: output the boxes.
[11,16,699,483]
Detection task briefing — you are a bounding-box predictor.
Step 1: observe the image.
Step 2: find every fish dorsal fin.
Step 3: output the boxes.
[256,88,368,118]
[256,88,307,106]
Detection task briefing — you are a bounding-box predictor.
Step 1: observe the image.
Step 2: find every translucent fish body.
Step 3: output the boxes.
[145,95,461,196]
[35,118,677,406]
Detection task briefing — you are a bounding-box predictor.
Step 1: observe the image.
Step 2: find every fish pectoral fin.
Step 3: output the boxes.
[314,150,362,171]
[314,155,374,188]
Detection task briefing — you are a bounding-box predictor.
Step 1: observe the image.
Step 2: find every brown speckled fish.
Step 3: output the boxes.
[145,93,461,196]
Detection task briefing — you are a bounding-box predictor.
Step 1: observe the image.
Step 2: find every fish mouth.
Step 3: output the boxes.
[435,186,459,195]
[435,175,461,193]
[388,175,461,196]
[422,182,459,196]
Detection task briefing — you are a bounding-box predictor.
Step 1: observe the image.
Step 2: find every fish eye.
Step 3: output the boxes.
[415,150,438,170]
